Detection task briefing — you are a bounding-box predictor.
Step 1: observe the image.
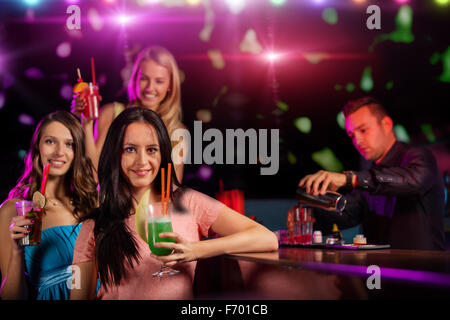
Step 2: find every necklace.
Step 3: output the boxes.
[47,198,73,207]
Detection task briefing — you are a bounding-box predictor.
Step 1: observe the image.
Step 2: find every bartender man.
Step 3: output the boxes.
[298,97,445,250]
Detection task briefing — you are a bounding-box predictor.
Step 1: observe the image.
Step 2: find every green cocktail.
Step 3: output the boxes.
[148,217,175,256]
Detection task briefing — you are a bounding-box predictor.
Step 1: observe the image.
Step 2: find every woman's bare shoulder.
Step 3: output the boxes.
[0,198,21,221]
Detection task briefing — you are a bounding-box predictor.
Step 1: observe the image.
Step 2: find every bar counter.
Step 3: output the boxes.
[193,247,450,299]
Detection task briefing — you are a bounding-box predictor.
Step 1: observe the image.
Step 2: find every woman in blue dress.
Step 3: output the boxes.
[0,111,98,299]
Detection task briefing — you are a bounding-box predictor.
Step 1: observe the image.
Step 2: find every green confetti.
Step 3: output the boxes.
[311,148,344,172]
[294,117,312,134]
[439,46,450,83]
[18,149,27,160]
[336,111,345,130]
[370,5,414,51]
[430,52,441,65]
[256,114,264,120]
[322,8,338,25]
[276,101,289,111]
[212,86,228,107]
[385,81,394,90]
[345,83,355,92]
[287,151,297,165]
[334,84,343,91]
[394,124,410,143]
[360,66,374,92]
[421,124,436,143]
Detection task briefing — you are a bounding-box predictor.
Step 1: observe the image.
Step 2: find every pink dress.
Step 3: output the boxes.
[72,189,224,300]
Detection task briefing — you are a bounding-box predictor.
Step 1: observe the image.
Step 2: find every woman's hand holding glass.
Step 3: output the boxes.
[151,232,198,267]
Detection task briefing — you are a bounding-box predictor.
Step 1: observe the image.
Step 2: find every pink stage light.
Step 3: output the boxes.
[117,14,132,26]
[266,52,280,62]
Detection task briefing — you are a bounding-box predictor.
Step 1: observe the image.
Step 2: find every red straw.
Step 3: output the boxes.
[161,167,165,215]
[90,57,96,85]
[166,163,172,215]
[40,164,50,194]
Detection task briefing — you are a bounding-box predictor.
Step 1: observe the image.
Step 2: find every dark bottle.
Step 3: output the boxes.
[296,187,346,212]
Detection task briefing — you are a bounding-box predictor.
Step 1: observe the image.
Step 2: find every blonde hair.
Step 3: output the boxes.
[128,46,184,137]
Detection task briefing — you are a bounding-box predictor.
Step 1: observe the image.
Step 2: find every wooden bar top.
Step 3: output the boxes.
[225,247,450,288]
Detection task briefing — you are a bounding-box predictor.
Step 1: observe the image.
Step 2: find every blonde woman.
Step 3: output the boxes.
[72,46,186,181]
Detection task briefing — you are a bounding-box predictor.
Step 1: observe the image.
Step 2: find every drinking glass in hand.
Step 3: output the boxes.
[147,202,180,277]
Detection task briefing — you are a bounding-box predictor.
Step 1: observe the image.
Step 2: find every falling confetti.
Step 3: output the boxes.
[385,81,394,90]
[421,123,436,142]
[208,49,225,69]
[311,147,344,172]
[336,111,345,130]
[88,8,104,31]
[240,29,262,54]
[212,86,228,107]
[287,151,297,165]
[18,149,27,160]
[276,101,289,112]
[196,109,212,123]
[430,52,441,65]
[199,0,214,42]
[345,83,355,92]
[360,66,374,92]
[394,124,410,143]
[294,117,312,134]
[370,5,414,51]
[439,46,450,83]
[322,8,338,25]
[303,52,330,64]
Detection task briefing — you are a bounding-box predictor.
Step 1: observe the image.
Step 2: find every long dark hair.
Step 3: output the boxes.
[8,110,98,219]
[88,107,181,289]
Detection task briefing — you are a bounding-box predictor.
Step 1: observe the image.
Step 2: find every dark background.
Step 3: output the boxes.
[0,0,449,201]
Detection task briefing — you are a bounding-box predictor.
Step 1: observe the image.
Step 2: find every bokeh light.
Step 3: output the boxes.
[0,92,5,110]
[322,8,338,25]
[60,83,73,100]
[435,0,449,5]
[270,0,286,6]
[197,165,213,181]
[56,42,72,58]
[225,0,246,15]
[18,114,35,126]
[25,67,44,79]
[240,29,262,54]
[23,0,39,6]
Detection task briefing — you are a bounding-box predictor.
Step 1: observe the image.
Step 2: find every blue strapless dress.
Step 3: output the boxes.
[24,224,99,300]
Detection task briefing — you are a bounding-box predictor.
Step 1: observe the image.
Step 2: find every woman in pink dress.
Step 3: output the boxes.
[70,107,278,300]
